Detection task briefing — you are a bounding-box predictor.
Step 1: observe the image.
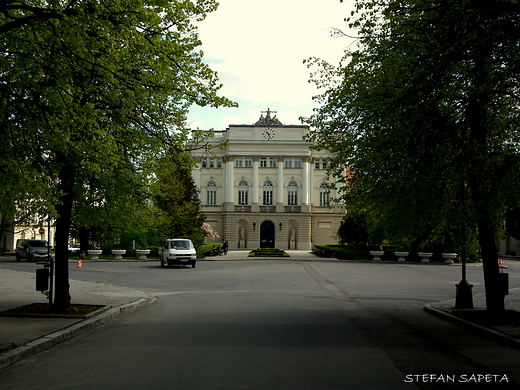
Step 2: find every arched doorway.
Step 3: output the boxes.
[260,221,275,248]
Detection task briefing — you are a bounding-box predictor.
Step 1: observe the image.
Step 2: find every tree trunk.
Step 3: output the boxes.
[78,226,90,255]
[465,53,505,312]
[477,218,505,312]
[0,215,13,251]
[53,155,76,311]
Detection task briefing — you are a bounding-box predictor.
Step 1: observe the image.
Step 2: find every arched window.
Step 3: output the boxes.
[263,180,273,205]
[206,181,217,206]
[319,183,330,207]
[287,181,298,205]
[238,180,248,205]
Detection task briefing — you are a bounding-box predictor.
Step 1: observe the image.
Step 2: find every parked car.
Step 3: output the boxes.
[158,238,197,268]
[68,244,81,255]
[15,239,52,262]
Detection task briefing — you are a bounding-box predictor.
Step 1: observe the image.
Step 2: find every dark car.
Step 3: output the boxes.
[15,239,52,262]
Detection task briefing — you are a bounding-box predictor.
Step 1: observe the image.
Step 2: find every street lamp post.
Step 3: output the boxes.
[455,250,473,309]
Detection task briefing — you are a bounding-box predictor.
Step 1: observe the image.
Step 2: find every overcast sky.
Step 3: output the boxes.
[186,0,356,130]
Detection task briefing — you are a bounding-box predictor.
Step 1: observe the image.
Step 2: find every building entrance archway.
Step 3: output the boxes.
[260,221,275,248]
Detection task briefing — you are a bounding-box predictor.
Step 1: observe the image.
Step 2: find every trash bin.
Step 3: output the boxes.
[36,268,49,291]
[498,272,509,296]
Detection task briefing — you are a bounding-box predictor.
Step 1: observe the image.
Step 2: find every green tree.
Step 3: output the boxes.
[337,211,369,247]
[151,149,205,246]
[0,1,235,309]
[304,0,520,311]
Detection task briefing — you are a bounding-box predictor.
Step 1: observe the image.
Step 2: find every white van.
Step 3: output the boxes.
[158,238,197,268]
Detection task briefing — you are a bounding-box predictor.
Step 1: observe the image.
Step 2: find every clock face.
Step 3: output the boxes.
[263,128,274,140]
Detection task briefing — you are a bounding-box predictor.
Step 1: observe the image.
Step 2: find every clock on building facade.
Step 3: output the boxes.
[262,128,274,140]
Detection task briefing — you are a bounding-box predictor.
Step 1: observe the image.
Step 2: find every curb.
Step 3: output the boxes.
[0,295,153,370]
[424,303,520,350]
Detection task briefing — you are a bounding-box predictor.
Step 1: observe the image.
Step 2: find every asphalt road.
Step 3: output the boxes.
[1,259,519,389]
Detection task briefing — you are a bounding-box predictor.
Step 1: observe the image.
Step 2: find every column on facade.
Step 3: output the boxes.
[252,155,260,212]
[224,155,234,211]
[276,156,284,212]
[302,156,312,212]
[191,157,202,190]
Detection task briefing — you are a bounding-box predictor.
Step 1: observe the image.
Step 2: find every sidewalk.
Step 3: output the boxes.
[425,287,520,349]
[1,253,519,370]
[0,265,151,369]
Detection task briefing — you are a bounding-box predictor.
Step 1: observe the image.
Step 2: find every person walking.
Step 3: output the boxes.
[223,240,229,255]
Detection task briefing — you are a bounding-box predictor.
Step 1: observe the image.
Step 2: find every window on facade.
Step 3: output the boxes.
[245,157,252,167]
[270,158,277,168]
[294,158,302,168]
[322,160,328,170]
[209,159,214,168]
[235,158,243,167]
[238,180,248,205]
[285,158,292,168]
[207,181,217,205]
[263,180,273,205]
[217,158,222,168]
[260,157,267,168]
[315,160,320,169]
[287,181,298,205]
[319,183,330,207]
[202,159,208,168]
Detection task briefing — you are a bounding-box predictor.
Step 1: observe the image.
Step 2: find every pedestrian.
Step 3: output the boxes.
[223,240,229,255]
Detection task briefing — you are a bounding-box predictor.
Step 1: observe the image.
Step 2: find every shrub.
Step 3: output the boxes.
[197,243,221,258]
[314,244,385,260]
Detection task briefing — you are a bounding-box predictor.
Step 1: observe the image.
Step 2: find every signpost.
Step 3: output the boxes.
[35,224,54,306]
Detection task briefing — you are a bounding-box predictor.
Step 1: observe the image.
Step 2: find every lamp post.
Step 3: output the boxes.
[453,202,473,309]
[455,249,473,309]
[35,217,53,305]
[47,219,53,305]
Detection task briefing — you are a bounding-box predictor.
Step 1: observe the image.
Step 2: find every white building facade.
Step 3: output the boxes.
[1,217,55,252]
[191,110,345,250]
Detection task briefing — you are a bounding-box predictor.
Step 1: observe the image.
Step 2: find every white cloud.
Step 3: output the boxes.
[188,0,355,129]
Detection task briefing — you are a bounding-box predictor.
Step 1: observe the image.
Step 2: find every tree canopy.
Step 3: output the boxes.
[151,148,205,247]
[0,0,235,309]
[304,0,520,311]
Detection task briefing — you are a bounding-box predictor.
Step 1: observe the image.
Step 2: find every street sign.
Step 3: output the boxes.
[39,228,45,235]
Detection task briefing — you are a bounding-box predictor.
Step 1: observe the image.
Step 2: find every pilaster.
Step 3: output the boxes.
[252,155,260,212]
[224,155,234,204]
[277,156,284,210]
[302,155,311,205]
